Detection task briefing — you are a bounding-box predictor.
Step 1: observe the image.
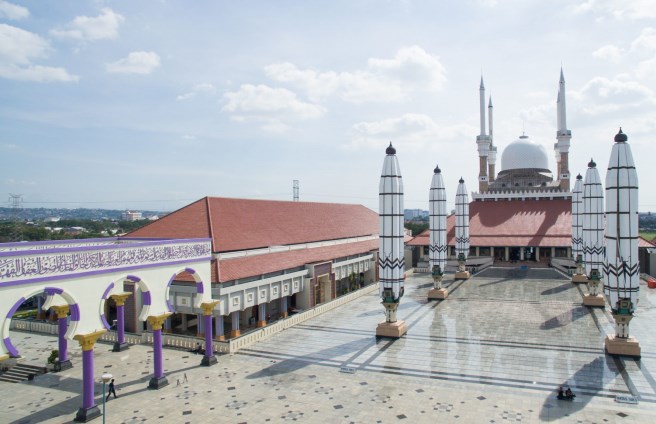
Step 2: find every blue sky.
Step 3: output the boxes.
[1,0,655,213]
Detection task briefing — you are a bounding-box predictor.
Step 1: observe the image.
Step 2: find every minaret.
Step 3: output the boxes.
[477,77,490,192]
[571,174,586,283]
[428,164,448,299]
[581,159,605,307]
[455,178,470,279]
[555,68,572,191]
[487,96,497,182]
[604,129,641,357]
[376,142,407,338]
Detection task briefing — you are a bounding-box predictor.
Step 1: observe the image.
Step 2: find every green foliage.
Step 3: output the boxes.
[404,222,428,236]
[13,310,37,319]
[47,350,59,364]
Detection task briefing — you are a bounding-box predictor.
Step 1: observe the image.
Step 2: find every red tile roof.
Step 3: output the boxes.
[127,197,379,253]
[215,239,378,282]
[408,199,655,248]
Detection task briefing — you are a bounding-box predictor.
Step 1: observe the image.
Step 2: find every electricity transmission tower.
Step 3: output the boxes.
[8,193,23,242]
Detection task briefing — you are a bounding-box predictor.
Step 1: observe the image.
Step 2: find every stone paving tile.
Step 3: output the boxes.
[2,271,656,423]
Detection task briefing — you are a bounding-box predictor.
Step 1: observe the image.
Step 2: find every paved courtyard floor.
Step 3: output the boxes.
[2,269,656,423]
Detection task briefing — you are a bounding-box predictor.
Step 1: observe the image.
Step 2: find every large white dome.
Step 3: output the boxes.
[500,135,549,171]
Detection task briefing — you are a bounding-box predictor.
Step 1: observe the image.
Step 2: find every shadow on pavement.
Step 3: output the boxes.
[540,306,589,330]
[245,338,370,379]
[538,356,624,421]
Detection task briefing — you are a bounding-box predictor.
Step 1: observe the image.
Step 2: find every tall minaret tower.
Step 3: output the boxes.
[477,77,491,192]
[487,96,497,182]
[555,68,572,191]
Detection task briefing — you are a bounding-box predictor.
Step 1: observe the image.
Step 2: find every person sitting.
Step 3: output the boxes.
[565,387,575,400]
[191,343,202,354]
[557,386,565,399]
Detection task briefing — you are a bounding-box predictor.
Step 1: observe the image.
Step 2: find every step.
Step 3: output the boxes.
[0,362,47,383]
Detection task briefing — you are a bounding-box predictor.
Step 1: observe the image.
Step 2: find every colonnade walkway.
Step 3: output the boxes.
[2,270,656,423]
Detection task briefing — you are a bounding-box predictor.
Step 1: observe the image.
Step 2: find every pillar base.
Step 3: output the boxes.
[230,330,240,338]
[201,355,218,366]
[605,335,641,358]
[427,288,448,300]
[281,312,288,318]
[455,271,470,280]
[148,376,169,390]
[74,405,101,423]
[54,359,72,372]
[256,320,266,328]
[112,342,130,352]
[375,320,407,338]
[572,274,587,284]
[582,295,606,307]
[196,333,205,338]
[214,335,225,341]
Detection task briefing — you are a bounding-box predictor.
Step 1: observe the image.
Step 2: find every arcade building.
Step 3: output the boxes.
[122,197,381,339]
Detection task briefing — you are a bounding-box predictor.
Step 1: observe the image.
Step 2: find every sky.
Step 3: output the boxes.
[1,0,655,213]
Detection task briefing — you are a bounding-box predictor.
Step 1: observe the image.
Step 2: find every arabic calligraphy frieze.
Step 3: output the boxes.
[0,242,211,282]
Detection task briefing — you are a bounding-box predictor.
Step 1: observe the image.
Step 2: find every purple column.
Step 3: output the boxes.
[257,304,266,327]
[281,296,288,318]
[117,304,125,344]
[201,314,218,366]
[82,350,94,408]
[148,316,169,389]
[153,329,163,379]
[215,315,224,340]
[230,311,240,337]
[75,342,101,422]
[58,317,68,362]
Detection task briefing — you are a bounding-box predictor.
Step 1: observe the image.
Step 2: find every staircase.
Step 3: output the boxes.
[0,363,48,383]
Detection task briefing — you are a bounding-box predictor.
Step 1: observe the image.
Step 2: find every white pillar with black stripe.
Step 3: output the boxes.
[376,143,407,338]
[604,129,641,357]
[581,159,605,307]
[455,178,471,279]
[428,164,449,299]
[571,174,586,282]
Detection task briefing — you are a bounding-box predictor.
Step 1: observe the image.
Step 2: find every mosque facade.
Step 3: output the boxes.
[408,71,652,270]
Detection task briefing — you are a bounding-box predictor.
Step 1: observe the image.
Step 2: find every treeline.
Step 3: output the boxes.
[0,219,150,242]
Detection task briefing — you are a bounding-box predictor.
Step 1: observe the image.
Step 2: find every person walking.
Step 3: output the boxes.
[106,378,117,400]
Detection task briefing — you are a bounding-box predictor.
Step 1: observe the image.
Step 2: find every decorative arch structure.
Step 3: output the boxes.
[0,237,214,421]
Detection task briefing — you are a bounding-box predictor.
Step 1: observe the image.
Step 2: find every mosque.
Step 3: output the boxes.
[408,71,653,268]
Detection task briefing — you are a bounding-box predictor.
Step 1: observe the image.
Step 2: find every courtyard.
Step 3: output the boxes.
[1,269,655,423]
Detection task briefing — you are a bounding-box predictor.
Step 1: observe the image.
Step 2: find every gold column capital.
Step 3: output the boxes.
[73,329,107,351]
[200,300,220,316]
[0,353,10,362]
[147,312,173,331]
[109,292,132,306]
[51,305,70,319]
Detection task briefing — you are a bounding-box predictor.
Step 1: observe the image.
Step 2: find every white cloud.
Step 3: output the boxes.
[592,44,623,62]
[0,24,78,82]
[264,46,446,104]
[176,83,216,101]
[368,45,447,91]
[573,0,656,20]
[574,75,656,115]
[222,84,325,132]
[106,51,160,74]
[0,1,29,20]
[51,7,124,41]
[348,113,471,151]
[631,27,656,52]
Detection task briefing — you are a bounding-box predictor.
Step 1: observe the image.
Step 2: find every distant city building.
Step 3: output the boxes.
[404,209,428,220]
[122,210,143,221]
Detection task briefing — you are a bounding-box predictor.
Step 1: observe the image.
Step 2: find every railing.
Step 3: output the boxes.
[9,283,379,355]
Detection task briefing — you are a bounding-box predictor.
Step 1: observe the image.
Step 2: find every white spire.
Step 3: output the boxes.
[479,76,486,136]
[557,68,567,132]
[488,96,493,142]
